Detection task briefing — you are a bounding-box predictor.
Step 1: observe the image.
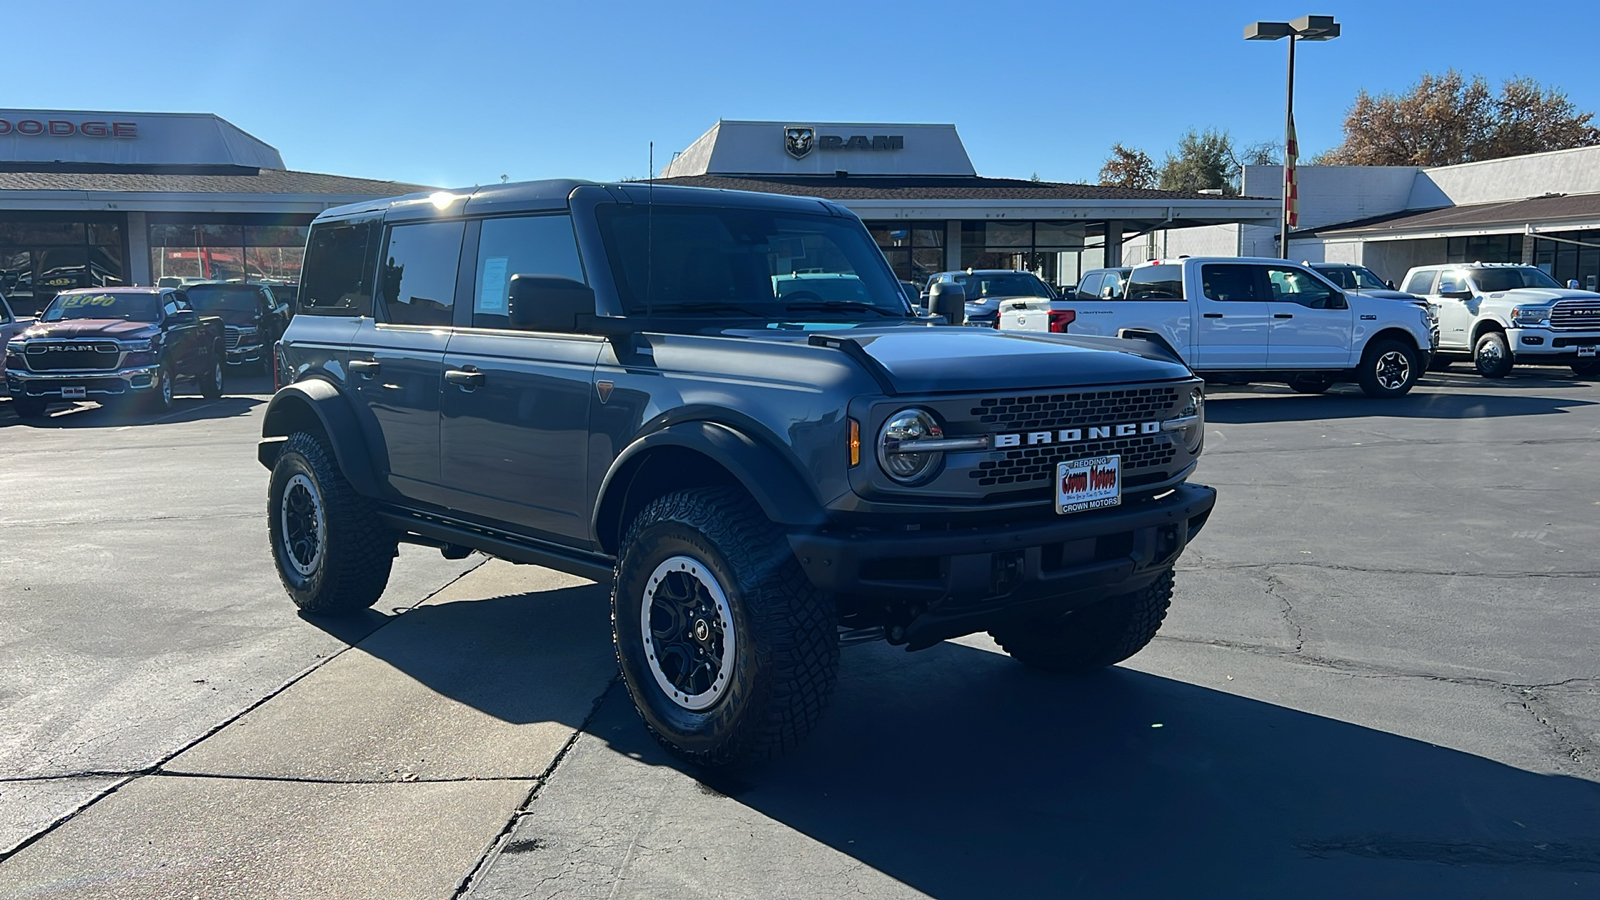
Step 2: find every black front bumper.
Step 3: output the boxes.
[789,482,1217,648]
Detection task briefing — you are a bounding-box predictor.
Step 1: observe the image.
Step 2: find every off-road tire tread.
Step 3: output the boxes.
[614,486,838,766]
[989,570,1175,673]
[1357,338,1419,398]
[270,431,394,614]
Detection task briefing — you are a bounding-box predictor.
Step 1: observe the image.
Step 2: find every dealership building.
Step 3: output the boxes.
[654,120,1279,287]
[0,109,426,316]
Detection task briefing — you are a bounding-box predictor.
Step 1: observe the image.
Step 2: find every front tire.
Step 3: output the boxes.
[989,571,1175,673]
[12,395,48,419]
[613,486,838,766]
[267,431,395,614]
[1357,339,1420,398]
[199,344,225,400]
[145,362,175,413]
[1571,359,1600,377]
[1474,331,1514,378]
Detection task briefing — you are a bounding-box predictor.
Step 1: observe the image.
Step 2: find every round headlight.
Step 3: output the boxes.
[877,408,944,484]
[1179,386,1205,453]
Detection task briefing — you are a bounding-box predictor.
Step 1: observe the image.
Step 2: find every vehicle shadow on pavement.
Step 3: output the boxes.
[570,639,1600,898]
[1206,389,1596,424]
[0,395,263,428]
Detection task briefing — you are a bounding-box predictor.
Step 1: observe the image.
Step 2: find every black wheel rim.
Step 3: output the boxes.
[281,472,325,577]
[642,556,735,710]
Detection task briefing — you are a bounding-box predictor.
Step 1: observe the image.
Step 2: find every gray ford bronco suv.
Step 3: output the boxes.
[260,180,1216,765]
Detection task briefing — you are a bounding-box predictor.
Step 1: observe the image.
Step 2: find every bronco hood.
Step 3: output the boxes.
[19,319,158,341]
[791,326,1193,393]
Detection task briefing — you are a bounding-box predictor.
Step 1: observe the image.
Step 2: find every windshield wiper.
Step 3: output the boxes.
[783,300,902,317]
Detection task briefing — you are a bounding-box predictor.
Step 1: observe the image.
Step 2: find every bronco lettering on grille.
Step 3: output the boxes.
[995,421,1162,448]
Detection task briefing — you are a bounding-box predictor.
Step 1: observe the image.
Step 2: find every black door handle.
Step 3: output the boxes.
[349,359,381,377]
[1274,313,1294,319]
[445,368,485,389]
[1203,313,1223,319]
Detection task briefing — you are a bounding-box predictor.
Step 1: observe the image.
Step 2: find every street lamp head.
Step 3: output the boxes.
[1245,21,1293,40]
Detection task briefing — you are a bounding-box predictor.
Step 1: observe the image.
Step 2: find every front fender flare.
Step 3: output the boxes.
[593,420,826,547]
[258,379,384,498]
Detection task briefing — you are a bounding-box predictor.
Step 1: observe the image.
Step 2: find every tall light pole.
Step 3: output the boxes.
[1246,15,1340,259]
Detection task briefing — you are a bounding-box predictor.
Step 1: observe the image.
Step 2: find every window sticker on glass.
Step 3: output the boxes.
[478,257,509,313]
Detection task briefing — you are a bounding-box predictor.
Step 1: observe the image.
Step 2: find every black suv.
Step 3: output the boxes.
[260,181,1216,765]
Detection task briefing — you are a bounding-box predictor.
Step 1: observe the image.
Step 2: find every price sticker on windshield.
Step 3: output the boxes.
[1056,455,1121,515]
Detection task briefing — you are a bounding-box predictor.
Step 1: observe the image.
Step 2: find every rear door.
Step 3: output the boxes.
[437,214,601,544]
[350,219,465,506]
[1264,264,1354,367]
[1191,262,1270,369]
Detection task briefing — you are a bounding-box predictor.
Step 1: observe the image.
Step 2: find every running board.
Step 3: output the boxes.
[376,509,616,583]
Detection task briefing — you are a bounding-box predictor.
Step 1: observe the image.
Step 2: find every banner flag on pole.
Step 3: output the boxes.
[1285,114,1300,229]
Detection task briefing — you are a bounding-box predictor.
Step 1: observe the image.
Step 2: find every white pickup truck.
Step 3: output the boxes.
[998,257,1437,398]
[1399,263,1600,378]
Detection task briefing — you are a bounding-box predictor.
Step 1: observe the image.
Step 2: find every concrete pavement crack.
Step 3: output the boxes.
[451,673,622,899]
[1506,686,1597,777]
[1262,572,1305,653]
[0,556,489,865]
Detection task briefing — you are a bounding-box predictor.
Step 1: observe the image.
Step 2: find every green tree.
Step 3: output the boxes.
[1319,70,1600,166]
[1097,143,1158,190]
[1159,129,1238,195]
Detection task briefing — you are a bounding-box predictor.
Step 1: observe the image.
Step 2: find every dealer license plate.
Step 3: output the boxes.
[1579,346,1597,358]
[1056,455,1121,515]
[61,386,87,400]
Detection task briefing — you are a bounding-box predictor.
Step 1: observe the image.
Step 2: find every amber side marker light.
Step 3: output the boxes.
[848,418,861,466]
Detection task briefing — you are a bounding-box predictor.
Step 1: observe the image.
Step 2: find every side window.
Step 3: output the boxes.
[1265,266,1340,309]
[471,215,586,329]
[1100,271,1125,299]
[1125,264,1183,300]
[1200,264,1263,302]
[163,295,183,317]
[1402,270,1437,295]
[300,220,378,316]
[379,221,465,327]
[1436,271,1469,294]
[1074,272,1103,300]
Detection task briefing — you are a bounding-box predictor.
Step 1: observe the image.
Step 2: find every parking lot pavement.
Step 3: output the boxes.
[3,367,1599,898]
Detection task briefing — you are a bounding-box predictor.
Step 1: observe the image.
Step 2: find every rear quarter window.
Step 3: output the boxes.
[299,220,378,317]
[1125,265,1183,300]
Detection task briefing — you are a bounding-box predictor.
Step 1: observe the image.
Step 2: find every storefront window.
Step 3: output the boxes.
[960,221,1085,289]
[0,213,125,316]
[864,221,945,284]
[148,216,311,287]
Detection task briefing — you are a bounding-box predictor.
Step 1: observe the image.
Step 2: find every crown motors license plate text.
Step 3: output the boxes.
[1057,455,1121,514]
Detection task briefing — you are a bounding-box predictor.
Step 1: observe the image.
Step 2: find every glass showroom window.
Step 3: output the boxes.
[149,217,312,287]
[866,222,945,283]
[0,214,125,317]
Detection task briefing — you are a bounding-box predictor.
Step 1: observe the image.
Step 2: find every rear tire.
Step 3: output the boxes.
[989,571,1174,673]
[199,344,225,400]
[1357,339,1420,398]
[1473,331,1514,378]
[613,486,838,766]
[267,431,395,614]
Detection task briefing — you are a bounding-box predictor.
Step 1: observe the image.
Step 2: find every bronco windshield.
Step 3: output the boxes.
[186,285,259,312]
[596,205,910,319]
[41,292,160,322]
[1473,267,1563,292]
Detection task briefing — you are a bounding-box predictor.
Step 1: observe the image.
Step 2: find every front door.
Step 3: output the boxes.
[435,212,599,544]
[349,219,466,505]
[1192,262,1270,369]
[1264,264,1354,368]
[1433,270,1477,351]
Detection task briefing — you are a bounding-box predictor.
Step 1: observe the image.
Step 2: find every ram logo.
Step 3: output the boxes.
[784,126,815,160]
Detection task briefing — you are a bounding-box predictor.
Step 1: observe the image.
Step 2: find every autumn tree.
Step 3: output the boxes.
[1098,143,1158,190]
[1318,70,1600,166]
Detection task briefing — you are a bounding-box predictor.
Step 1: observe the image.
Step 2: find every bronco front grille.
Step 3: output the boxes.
[972,435,1178,488]
[970,386,1180,431]
[1551,301,1600,330]
[25,341,122,372]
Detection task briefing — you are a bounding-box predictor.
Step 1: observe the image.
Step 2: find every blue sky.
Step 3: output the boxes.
[15,0,1600,188]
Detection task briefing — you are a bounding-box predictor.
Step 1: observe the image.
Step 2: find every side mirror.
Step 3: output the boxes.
[507,275,596,333]
[1385,280,1396,290]
[927,282,966,326]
